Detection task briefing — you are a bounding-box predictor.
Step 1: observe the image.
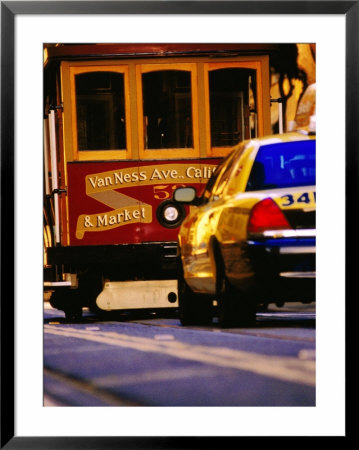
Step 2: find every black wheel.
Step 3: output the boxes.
[64,305,83,322]
[50,289,83,321]
[78,270,104,313]
[217,276,256,328]
[178,269,213,326]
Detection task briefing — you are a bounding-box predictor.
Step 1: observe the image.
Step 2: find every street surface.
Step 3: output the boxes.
[44,299,315,407]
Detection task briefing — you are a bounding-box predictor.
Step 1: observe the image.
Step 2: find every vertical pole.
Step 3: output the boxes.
[48,109,60,245]
[271,98,284,134]
[278,100,284,134]
[43,118,51,197]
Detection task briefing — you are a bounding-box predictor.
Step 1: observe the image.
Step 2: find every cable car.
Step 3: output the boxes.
[43,43,274,319]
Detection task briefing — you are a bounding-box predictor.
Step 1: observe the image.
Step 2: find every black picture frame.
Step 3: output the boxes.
[1,1,354,447]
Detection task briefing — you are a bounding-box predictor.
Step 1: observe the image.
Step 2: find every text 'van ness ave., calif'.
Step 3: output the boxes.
[86,164,217,193]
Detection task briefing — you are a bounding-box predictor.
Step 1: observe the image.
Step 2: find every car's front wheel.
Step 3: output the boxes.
[178,268,213,326]
[217,276,256,328]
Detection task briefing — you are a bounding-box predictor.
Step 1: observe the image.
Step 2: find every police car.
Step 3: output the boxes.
[174,131,316,327]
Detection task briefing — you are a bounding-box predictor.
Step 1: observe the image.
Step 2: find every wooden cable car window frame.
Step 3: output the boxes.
[204,60,266,158]
[66,64,132,161]
[136,63,200,160]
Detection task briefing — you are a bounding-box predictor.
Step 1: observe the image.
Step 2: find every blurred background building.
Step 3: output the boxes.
[269,43,316,133]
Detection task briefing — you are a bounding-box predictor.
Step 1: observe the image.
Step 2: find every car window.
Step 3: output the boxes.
[246,140,315,191]
[200,148,243,204]
[200,151,236,203]
[210,154,238,200]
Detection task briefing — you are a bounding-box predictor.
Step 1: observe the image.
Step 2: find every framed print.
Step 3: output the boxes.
[1,0,355,447]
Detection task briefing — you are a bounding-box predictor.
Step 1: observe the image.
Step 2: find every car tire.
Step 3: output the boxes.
[178,268,213,326]
[217,276,256,328]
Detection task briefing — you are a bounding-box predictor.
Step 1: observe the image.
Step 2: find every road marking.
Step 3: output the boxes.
[153,334,175,340]
[92,367,217,388]
[258,312,316,318]
[44,368,140,406]
[298,349,316,360]
[44,325,315,386]
[43,395,62,406]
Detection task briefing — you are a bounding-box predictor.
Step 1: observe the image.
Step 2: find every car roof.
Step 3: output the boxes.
[245,131,315,148]
[230,131,315,161]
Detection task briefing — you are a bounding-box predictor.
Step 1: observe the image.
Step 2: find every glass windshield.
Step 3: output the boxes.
[246,140,316,191]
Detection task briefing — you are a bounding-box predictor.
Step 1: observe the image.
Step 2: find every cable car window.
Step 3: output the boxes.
[209,68,256,147]
[75,72,126,151]
[142,70,193,149]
